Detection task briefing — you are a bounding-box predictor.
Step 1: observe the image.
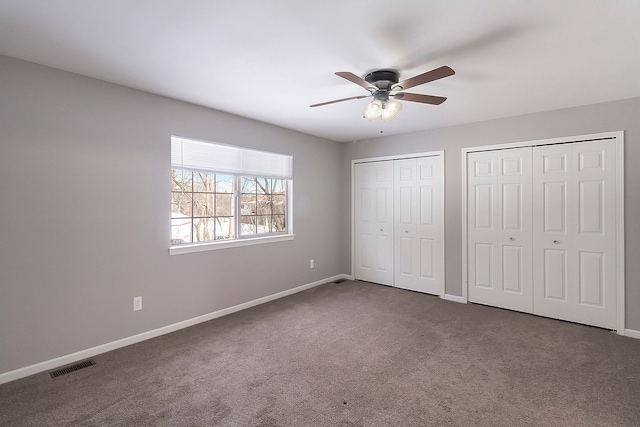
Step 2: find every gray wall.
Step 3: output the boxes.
[0,55,347,375]
[342,96,640,330]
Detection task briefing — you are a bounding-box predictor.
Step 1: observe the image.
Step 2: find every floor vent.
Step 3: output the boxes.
[49,359,95,378]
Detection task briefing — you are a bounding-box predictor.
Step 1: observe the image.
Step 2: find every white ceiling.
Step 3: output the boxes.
[1,1,640,142]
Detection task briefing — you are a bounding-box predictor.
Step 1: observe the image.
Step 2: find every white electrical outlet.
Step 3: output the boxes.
[310,259,314,269]
[133,296,142,311]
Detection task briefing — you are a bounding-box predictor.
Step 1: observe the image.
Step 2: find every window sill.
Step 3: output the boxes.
[169,234,295,256]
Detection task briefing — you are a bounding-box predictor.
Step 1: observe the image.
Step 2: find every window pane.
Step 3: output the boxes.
[241,194,256,215]
[193,193,214,217]
[215,194,233,216]
[193,217,215,242]
[172,218,192,244]
[214,217,234,240]
[193,171,216,192]
[256,216,271,234]
[215,174,234,193]
[241,176,256,193]
[172,192,192,216]
[241,215,257,235]
[271,195,285,215]
[256,177,269,194]
[256,195,271,215]
[171,170,192,193]
[272,179,285,194]
[271,215,286,232]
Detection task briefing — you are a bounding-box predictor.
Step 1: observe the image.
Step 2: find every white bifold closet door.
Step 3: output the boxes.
[467,147,533,313]
[393,157,444,294]
[532,140,617,329]
[354,161,394,286]
[467,140,618,329]
[354,155,444,295]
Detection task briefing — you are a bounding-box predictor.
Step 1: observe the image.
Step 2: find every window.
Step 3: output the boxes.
[170,136,293,254]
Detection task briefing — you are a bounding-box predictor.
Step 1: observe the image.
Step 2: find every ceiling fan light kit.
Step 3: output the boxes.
[311,66,455,123]
[363,98,403,122]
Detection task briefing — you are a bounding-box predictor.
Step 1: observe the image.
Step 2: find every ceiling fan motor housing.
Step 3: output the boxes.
[364,69,399,91]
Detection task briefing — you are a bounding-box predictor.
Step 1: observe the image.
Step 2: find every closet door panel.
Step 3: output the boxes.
[394,156,444,295]
[399,236,413,275]
[420,238,435,279]
[543,249,567,301]
[502,245,523,293]
[533,140,617,329]
[474,243,493,289]
[394,158,418,290]
[468,148,532,312]
[497,148,533,312]
[468,151,498,300]
[474,184,494,229]
[416,156,444,294]
[354,161,394,286]
[415,156,443,295]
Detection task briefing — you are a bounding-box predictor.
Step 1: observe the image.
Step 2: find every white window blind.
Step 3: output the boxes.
[171,136,293,179]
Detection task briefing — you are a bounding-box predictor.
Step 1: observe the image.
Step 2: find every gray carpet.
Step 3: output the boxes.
[1,280,639,426]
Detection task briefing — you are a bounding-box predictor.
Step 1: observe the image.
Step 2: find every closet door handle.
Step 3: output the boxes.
[405,230,409,233]
[379,228,383,232]
[553,240,560,244]
[509,237,515,241]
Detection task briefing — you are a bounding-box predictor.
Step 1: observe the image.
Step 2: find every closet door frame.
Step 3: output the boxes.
[351,150,445,297]
[461,131,625,335]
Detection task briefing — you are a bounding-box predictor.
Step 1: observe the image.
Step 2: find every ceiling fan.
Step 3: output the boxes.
[310,65,455,122]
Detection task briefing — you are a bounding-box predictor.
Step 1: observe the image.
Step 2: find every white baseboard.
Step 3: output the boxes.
[442,293,465,304]
[624,328,640,339]
[0,274,350,385]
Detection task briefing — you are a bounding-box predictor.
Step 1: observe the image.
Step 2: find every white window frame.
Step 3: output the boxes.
[169,136,294,256]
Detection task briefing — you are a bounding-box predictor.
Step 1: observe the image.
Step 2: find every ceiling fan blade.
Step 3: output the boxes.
[335,72,377,91]
[393,92,448,105]
[310,95,370,108]
[395,66,455,91]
